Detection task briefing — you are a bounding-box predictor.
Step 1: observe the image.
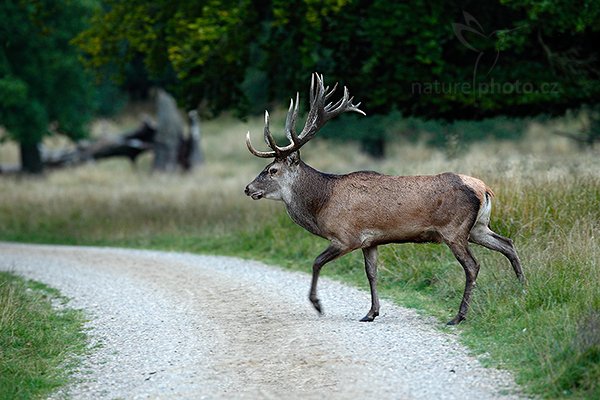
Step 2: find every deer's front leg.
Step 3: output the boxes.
[309,244,344,315]
[360,246,380,322]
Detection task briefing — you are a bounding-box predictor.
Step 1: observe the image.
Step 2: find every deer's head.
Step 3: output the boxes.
[244,73,365,202]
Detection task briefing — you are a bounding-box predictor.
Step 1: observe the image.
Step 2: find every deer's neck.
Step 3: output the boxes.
[283,161,334,238]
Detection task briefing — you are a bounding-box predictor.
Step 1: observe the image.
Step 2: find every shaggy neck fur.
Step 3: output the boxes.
[282,160,334,238]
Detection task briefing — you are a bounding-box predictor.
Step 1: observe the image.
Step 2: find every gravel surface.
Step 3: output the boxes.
[0,243,523,399]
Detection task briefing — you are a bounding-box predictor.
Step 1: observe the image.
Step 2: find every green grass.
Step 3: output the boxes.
[0,272,87,400]
[0,111,599,398]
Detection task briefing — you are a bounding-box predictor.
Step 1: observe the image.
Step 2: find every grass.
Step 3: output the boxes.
[0,272,87,400]
[0,109,599,398]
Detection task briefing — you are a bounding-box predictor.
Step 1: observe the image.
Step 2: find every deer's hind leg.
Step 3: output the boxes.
[469,224,525,283]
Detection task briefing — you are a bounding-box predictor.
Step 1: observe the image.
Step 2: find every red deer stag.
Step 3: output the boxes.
[244,73,524,325]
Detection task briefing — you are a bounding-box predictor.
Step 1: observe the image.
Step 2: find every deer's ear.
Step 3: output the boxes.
[287,151,301,166]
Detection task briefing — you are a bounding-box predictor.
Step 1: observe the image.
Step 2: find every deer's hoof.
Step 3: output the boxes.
[446,315,465,326]
[310,297,323,314]
[359,312,379,322]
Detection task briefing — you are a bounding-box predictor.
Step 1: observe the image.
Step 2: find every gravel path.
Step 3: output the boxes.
[0,243,522,399]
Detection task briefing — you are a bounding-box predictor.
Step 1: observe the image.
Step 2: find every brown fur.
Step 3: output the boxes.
[319,171,482,248]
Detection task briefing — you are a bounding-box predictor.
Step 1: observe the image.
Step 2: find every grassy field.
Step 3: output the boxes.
[0,110,599,398]
[0,272,87,400]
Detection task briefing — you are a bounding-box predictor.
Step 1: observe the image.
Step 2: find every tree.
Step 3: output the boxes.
[0,0,98,173]
[76,0,600,155]
[75,0,257,117]
[260,0,600,119]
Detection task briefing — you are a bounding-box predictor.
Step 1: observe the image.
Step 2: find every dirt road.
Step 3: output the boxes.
[0,243,521,399]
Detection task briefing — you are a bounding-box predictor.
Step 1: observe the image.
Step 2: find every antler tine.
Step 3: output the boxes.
[300,73,325,140]
[244,111,282,159]
[325,86,349,114]
[309,73,317,105]
[246,131,276,158]
[324,82,339,102]
[284,93,301,145]
[310,73,326,110]
[326,86,367,117]
[297,73,366,142]
[263,111,283,157]
[294,91,300,137]
[351,100,367,116]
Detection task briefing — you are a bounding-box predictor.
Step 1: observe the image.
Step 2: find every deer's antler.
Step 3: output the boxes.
[246,73,366,159]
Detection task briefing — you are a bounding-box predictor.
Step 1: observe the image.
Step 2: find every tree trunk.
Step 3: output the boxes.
[153,89,184,172]
[20,142,43,174]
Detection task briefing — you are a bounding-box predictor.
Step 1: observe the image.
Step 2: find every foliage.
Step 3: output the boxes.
[264,0,600,119]
[75,0,600,156]
[0,0,98,141]
[77,0,600,119]
[0,0,101,172]
[0,272,87,399]
[75,0,257,116]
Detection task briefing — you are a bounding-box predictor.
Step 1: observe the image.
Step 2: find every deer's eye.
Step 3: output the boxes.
[268,167,279,175]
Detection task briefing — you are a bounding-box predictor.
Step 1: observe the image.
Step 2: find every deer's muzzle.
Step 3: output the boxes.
[244,185,264,200]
